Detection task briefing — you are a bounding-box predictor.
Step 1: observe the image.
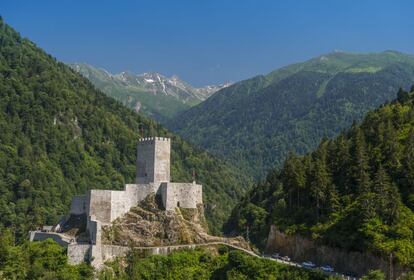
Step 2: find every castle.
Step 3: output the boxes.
[70,137,202,222]
[30,137,203,266]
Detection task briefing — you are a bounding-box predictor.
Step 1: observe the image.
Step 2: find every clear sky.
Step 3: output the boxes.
[1,0,413,86]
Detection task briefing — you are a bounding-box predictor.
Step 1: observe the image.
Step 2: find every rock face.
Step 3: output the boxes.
[102,194,248,249]
[265,225,408,279]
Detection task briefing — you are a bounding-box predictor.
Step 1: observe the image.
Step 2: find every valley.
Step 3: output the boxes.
[168,51,414,178]
[1,1,414,279]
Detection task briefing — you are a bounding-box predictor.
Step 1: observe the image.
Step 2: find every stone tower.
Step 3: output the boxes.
[136,137,171,184]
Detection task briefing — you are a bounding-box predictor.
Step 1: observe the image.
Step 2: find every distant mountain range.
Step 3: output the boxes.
[70,63,231,121]
[168,51,414,178]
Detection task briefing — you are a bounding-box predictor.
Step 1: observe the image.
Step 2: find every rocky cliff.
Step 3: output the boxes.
[101,194,249,250]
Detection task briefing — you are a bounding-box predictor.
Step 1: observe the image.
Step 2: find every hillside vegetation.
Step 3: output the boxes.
[98,247,329,280]
[169,51,414,178]
[226,87,414,267]
[0,18,250,238]
[0,234,93,279]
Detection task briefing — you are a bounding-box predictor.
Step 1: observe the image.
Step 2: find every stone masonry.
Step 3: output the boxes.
[30,137,203,267]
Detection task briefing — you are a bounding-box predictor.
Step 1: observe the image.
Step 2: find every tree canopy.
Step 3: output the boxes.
[227,87,414,267]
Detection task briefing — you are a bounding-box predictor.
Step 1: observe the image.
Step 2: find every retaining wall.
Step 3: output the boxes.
[265,225,409,279]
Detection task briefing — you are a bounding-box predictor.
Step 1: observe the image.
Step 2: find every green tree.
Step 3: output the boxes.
[361,270,385,280]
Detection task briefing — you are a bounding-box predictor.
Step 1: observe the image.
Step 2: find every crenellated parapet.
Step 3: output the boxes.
[138,137,171,142]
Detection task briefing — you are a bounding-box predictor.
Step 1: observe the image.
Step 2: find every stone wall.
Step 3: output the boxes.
[161,182,202,210]
[101,244,204,264]
[67,244,91,265]
[111,184,156,221]
[87,217,101,245]
[88,190,111,223]
[153,137,170,183]
[265,225,408,279]
[70,195,86,215]
[29,231,71,247]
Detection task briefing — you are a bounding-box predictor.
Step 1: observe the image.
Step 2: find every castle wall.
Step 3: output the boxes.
[110,190,132,222]
[125,183,159,203]
[162,183,202,210]
[67,244,91,265]
[70,195,86,215]
[88,190,112,224]
[87,217,101,245]
[100,244,199,264]
[29,231,71,247]
[81,183,162,231]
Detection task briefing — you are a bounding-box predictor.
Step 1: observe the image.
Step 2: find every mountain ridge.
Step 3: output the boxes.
[168,50,414,178]
[70,63,231,121]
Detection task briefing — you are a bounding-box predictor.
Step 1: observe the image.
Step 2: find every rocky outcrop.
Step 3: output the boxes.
[101,194,249,250]
[265,225,409,279]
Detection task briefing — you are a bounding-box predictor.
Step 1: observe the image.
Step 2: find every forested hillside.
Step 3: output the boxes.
[0,18,250,238]
[169,51,414,178]
[226,87,414,267]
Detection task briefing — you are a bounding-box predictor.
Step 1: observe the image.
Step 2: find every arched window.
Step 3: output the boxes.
[177,201,180,207]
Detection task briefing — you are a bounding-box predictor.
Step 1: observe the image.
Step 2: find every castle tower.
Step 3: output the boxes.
[136,137,171,184]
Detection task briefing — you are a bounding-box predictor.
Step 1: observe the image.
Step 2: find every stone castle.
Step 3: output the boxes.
[30,137,203,266]
[70,137,202,222]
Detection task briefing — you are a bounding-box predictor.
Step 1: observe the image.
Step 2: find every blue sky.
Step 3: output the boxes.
[1,0,413,86]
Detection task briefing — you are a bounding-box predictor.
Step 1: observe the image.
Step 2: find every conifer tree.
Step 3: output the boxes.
[351,128,371,194]
[373,166,400,224]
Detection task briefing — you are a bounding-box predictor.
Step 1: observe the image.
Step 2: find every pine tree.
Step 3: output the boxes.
[402,129,414,209]
[281,153,305,208]
[351,128,371,194]
[397,87,410,103]
[309,158,330,219]
[373,166,400,224]
[382,120,402,177]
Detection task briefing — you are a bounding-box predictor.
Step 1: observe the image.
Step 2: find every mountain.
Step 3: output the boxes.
[70,63,231,122]
[226,87,414,268]
[168,51,414,178]
[0,18,249,238]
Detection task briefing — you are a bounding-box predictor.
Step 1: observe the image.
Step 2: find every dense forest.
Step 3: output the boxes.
[0,17,251,238]
[169,51,414,178]
[97,247,328,280]
[226,87,414,267]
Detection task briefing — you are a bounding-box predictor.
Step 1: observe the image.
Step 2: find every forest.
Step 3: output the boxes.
[226,87,414,267]
[0,17,251,240]
[169,51,414,179]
